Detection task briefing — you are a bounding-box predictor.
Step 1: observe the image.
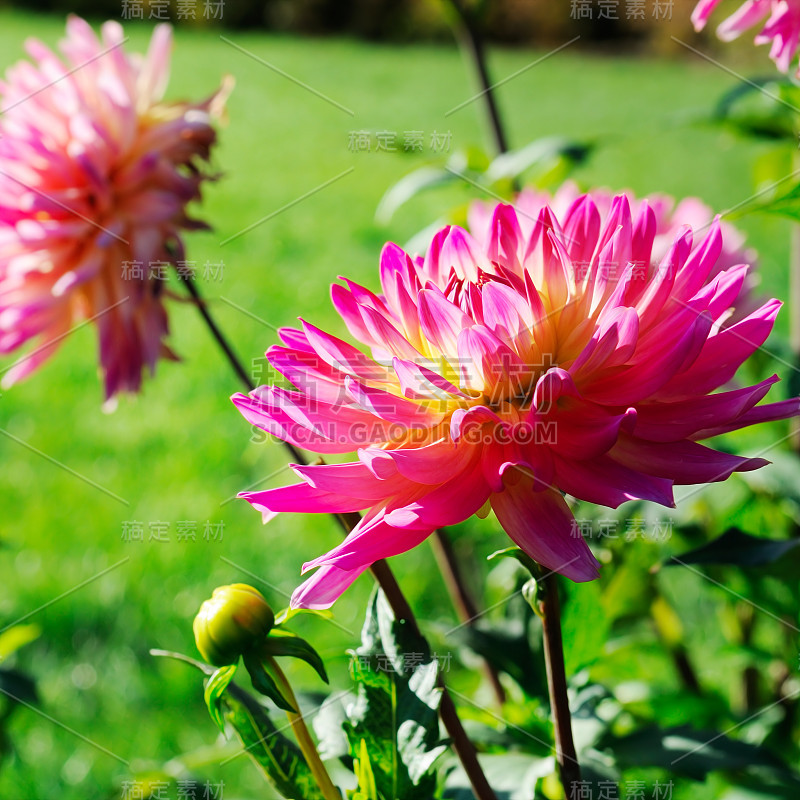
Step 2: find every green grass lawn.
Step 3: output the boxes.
[0,10,796,799]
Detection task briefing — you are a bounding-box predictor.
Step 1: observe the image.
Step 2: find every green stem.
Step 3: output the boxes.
[540,573,581,795]
[267,657,341,800]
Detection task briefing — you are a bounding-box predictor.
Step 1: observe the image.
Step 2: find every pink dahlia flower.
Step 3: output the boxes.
[692,0,800,76]
[234,193,799,609]
[0,16,229,400]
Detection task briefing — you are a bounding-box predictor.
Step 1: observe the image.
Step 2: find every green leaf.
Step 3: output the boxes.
[152,650,327,799]
[714,76,799,140]
[262,629,329,684]
[487,546,539,576]
[349,739,379,800]
[444,752,551,800]
[450,620,545,698]
[243,654,297,713]
[223,682,328,800]
[343,590,446,800]
[0,624,40,661]
[561,580,610,674]
[485,137,592,184]
[204,665,237,733]
[663,527,800,569]
[376,166,455,224]
[0,667,38,711]
[598,724,787,780]
[274,607,335,627]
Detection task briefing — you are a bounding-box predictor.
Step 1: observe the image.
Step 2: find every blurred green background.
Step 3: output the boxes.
[0,7,798,799]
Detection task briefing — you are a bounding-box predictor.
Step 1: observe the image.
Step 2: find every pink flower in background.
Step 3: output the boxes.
[692,0,800,76]
[235,192,799,609]
[0,16,230,400]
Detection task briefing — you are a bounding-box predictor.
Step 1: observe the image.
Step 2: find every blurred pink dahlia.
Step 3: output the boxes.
[0,16,229,400]
[692,0,800,76]
[234,192,799,609]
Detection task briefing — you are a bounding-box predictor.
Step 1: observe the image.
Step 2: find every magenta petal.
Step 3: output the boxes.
[491,479,600,582]
[610,435,769,484]
[553,454,675,508]
[290,564,370,610]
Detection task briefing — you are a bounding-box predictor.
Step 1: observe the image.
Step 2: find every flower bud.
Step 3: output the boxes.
[193,583,275,667]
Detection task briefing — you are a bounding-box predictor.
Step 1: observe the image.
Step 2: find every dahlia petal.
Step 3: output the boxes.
[345,375,442,426]
[561,194,601,266]
[301,319,389,384]
[658,299,781,398]
[418,286,474,354]
[383,458,491,530]
[439,226,485,282]
[693,396,800,438]
[392,356,467,402]
[692,0,724,30]
[302,511,432,573]
[553,454,675,508]
[486,203,524,273]
[633,375,779,441]
[490,476,600,582]
[610,435,768,484]
[291,563,370,610]
[240,482,370,517]
[717,0,772,41]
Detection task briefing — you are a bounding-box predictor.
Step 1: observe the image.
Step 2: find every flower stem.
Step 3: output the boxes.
[181,274,255,393]
[430,528,506,705]
[790,222,800,454]
[540,572,581,794]
[448,0,510,156]
[184,280,498,800]
[267,657,342,800]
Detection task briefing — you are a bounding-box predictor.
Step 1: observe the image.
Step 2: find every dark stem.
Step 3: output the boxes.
[430,529,506,705]
[540,573,581,793]
[183,279,498,800]
[449,1,510,157]
[181,275,255,393]
[790,223,800,454]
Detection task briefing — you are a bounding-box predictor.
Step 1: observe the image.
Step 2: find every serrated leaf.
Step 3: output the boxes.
[343,590,446,800]
[222,682,328,800]
[263,629,329,684]
[243,654,297,713]
[204,665,238,733]
[663,527,800,568]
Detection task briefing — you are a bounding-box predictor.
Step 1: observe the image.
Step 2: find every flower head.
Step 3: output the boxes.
[0,16,229,400]
[692,0,800,77]
[234,190,799,609]
[194,583,275,667]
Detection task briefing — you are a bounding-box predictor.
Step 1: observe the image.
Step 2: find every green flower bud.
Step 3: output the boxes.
[193,583,275,667]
